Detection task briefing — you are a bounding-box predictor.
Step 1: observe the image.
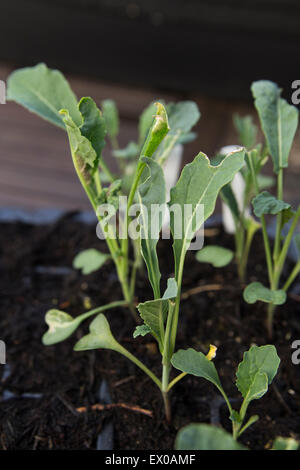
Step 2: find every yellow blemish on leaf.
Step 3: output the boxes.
[206,344,217,361]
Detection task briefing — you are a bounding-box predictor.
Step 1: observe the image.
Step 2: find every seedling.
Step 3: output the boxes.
[197,115,271,282]
[176,423,298,450]
[243,81,300,337]
[172,344,280,440]
[7,63,200,319]
[7,62,246,421]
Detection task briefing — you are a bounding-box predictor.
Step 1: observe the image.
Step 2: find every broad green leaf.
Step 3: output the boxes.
[162,278,178,299]
[175,424,246,450]
[43,301,126,346]
[157,101,200,163]
[252,191,291,217]
[137,157,166,298]
[236,345,280,403]
[233,113,257,149]
[169,150,245,279]
[220,183,240,223]
[137,279,177,351]
[7,63,81,129]
[74,314,123,352]
[43,309,83,346]
[272,437,299,450]
[73,248,110,275]
[243,282,286,305]
[196,245,233,267]
[257,174,275,191]
[60,108,96,171]
[251,81,298,174]
[140,102,170,158]
[138,101,157,145]
[171,348,222,390]
[113,141,139,159]
[79,97,106,173]
[177,132,197,144]
[101,99,119,139]
[167,101,200,135]
[133,324,151,339]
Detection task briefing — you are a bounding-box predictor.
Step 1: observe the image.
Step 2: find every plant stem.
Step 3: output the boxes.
[118,345,162,390]
[161,364,171,423]
[273,168,283,262]
[167,372,187,391]
[248,153,273,284]
[283,260,300,291]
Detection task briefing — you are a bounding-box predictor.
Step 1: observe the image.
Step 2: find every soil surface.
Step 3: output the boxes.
[0,213,300,450]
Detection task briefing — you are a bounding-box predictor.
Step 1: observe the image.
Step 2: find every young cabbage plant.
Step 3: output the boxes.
[243,81,300,337]
[175,423,298,451]
[7,63,200,320]
[198,115,272,282]
[41,144,245,421]
[172,345,280,439]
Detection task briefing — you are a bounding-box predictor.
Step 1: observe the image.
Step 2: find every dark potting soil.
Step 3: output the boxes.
[0,213,300,450]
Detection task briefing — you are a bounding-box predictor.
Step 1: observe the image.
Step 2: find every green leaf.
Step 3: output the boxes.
[252,191,291,217]
[251,80,298,174]
[167,101,200,136]
[73,248,110,275]
[138,101,157,145]
[233,113,257,149]
[220,183,240,223]
[171,348,222,390]
[243,282,286,305]
[7,63,81,129]
[272,437,299,450]
[74,314,123,352]
[140,102,170,158]
[133,324,151,339]
[196,246,233,267]
[169,149,245,279]
[79,97,106,173]
[156,101,200,164]
[257,174,275,191]
[236,345,280,403]
[137,157,166,298]
[162,278,178,299]
[137,279,177,351]
[175,424,247,450]
[60,108,97,179]
[101,99,119,139]
[113,141,139,159]
[43,309,83,346]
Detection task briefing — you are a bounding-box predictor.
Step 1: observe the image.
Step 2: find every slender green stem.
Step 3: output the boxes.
[161,364,171,423]
[283,260,300,291]
[248,153,273,284]
[94,170,102,195]
[273,169,284,262]
[273,206,300,288]
[118,345,162,390]
[99,159,115,183]
[157,132,180,166]
[167,372,187,391]
[121,161,146,277]
[79,300,129,322]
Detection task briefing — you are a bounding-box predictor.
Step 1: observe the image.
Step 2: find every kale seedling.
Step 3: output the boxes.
[7,63,200,320]
[242,81,300,337]
[196,115,272,282]
[172,344,280,441]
